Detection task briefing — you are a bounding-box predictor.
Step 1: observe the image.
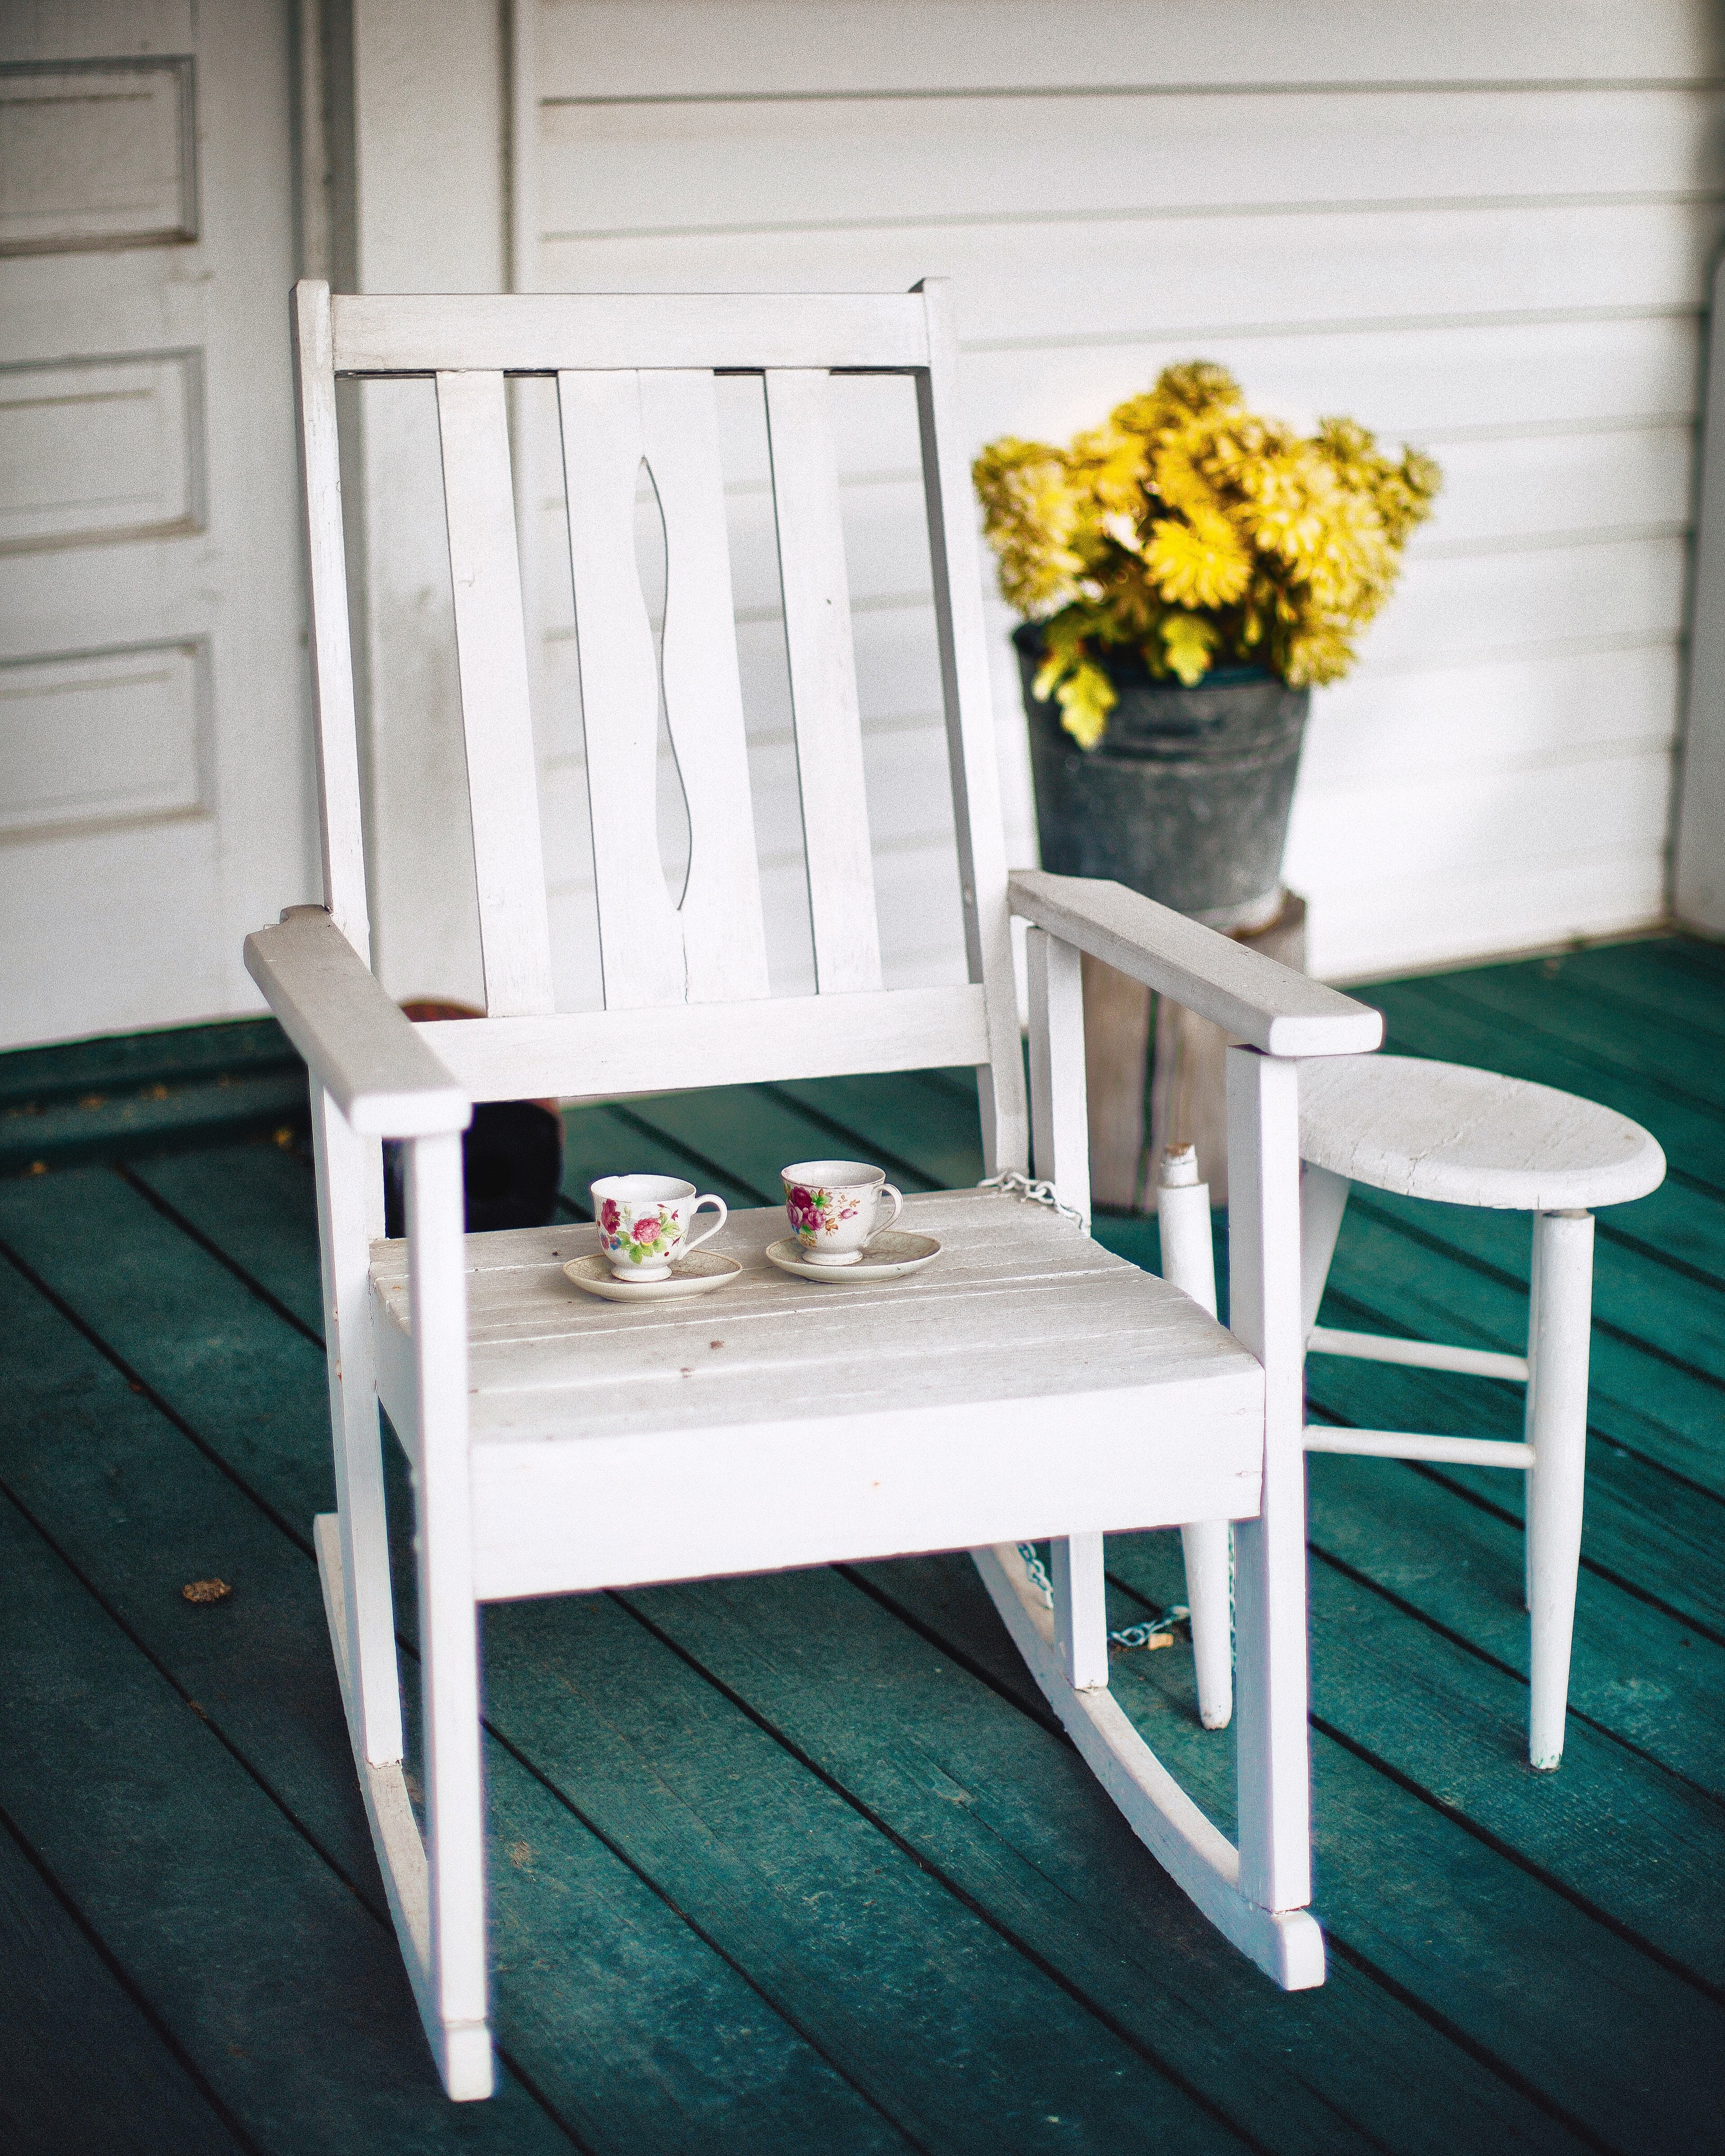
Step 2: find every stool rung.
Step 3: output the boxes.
[1307,1324,1529,1384]
[1304,1427,1533,1470]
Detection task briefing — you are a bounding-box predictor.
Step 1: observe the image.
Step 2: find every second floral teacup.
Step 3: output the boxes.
[781,1160,904,1265]
[592,1174,728,1281]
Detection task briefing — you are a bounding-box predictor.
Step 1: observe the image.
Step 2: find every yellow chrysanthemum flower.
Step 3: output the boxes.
[973,363,1440,747]
[1145,509,1253,610]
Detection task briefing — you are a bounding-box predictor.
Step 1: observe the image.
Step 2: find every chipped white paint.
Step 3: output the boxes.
[1297,1053,1666,1211]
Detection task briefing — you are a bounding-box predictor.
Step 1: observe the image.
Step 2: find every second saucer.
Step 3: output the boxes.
[765,1232,940,1284]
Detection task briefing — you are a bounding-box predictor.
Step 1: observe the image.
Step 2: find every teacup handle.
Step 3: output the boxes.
[682,1194,728,1257]
[865,1183,904,1247]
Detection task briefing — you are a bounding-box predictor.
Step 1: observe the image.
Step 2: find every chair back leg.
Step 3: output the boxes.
[1524,1208,1594,1770]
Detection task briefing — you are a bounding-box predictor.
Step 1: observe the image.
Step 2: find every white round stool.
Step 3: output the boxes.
[1168,1055,1664,1767]
[1297,1055,1663,1769]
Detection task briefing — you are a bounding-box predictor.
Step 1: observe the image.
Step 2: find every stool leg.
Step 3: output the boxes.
[1525,1209,1594,1771]
[1299,1165,1350,1340]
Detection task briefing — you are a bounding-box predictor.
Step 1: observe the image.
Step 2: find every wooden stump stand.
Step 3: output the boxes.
[1084,893,1308,1211]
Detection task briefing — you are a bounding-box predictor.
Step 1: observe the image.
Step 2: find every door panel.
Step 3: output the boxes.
[0,3,311,1049]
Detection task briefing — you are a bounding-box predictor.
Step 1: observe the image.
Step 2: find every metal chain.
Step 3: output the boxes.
[1014,1544,1191,1652]
[1017,1541,1056,1604]
[1107,1608,1191,1650]
[977,1170,1086,1227]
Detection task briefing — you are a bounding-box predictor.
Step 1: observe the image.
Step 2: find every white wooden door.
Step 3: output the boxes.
[0,0,311,1050]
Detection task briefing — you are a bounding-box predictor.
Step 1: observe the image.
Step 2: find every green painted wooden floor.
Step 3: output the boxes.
[2,935,1721,2154]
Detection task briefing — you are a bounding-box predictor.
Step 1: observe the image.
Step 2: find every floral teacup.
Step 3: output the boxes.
[591,1174,728,1281]
[780,1160,904,1265]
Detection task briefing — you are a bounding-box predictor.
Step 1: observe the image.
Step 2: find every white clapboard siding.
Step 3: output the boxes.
[961,317,1704,455]
[1297,648,1683,787]
[518,0,1717,980]
[536,1,1713,95]
[1288,749,1673,891]
[533,205,1719,345]
[539,88,1722,231]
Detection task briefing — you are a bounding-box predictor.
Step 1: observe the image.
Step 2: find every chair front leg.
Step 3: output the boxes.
[1226,1047,1314,1917]
[405,1130,492,2099]
[310,1080,403,1766]
[1524,1208,1594,1771]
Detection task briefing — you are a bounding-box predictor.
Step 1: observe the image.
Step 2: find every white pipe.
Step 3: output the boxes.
[1306,1324,1529,1384]
[1157,1144,1216,1317]
[1158,1145,1233,1731]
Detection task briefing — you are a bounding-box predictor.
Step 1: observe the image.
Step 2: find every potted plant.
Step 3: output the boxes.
[975,363,1441,927]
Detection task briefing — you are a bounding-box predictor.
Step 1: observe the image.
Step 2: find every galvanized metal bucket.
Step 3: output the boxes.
[1016,624,1310,928]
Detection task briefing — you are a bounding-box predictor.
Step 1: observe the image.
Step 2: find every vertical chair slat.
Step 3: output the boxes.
[914,279,1028,1177]
[640,370,770,1003]
[764,370,882,993]
[434,370,557,1018]
[293,281,370,957]
[556,370,685,1007]
[558,370,770,1008]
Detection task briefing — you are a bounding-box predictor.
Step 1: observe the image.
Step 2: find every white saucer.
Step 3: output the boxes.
[764,1232,941,1283]
[563,1251,741,1302]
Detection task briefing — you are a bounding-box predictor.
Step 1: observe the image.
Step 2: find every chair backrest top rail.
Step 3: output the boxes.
[330,291,930,377]
[415,984,989,1104]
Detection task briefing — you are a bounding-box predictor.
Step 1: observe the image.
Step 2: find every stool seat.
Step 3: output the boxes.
[1297,1054,1665,1211]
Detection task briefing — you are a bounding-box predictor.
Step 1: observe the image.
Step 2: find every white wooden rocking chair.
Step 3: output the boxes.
[248,279,1383,2099]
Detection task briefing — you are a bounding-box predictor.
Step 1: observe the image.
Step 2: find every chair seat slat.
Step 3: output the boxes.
[766,370,883,994]
[434,371,556,1017]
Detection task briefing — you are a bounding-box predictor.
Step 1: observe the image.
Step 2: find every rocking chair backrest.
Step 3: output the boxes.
[292,282,1028,1175]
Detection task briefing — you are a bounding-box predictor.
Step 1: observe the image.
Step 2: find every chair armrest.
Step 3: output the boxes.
[1008,871,1383,1059]
[244,907,472,1136]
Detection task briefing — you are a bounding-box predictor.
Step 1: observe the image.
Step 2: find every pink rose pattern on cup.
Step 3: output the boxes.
[598,1197,677,1268]
[785,1183,862,1248]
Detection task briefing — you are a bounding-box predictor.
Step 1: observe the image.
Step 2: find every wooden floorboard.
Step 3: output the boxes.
[0,935,1720,2152]
[0,1798,247,2156]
